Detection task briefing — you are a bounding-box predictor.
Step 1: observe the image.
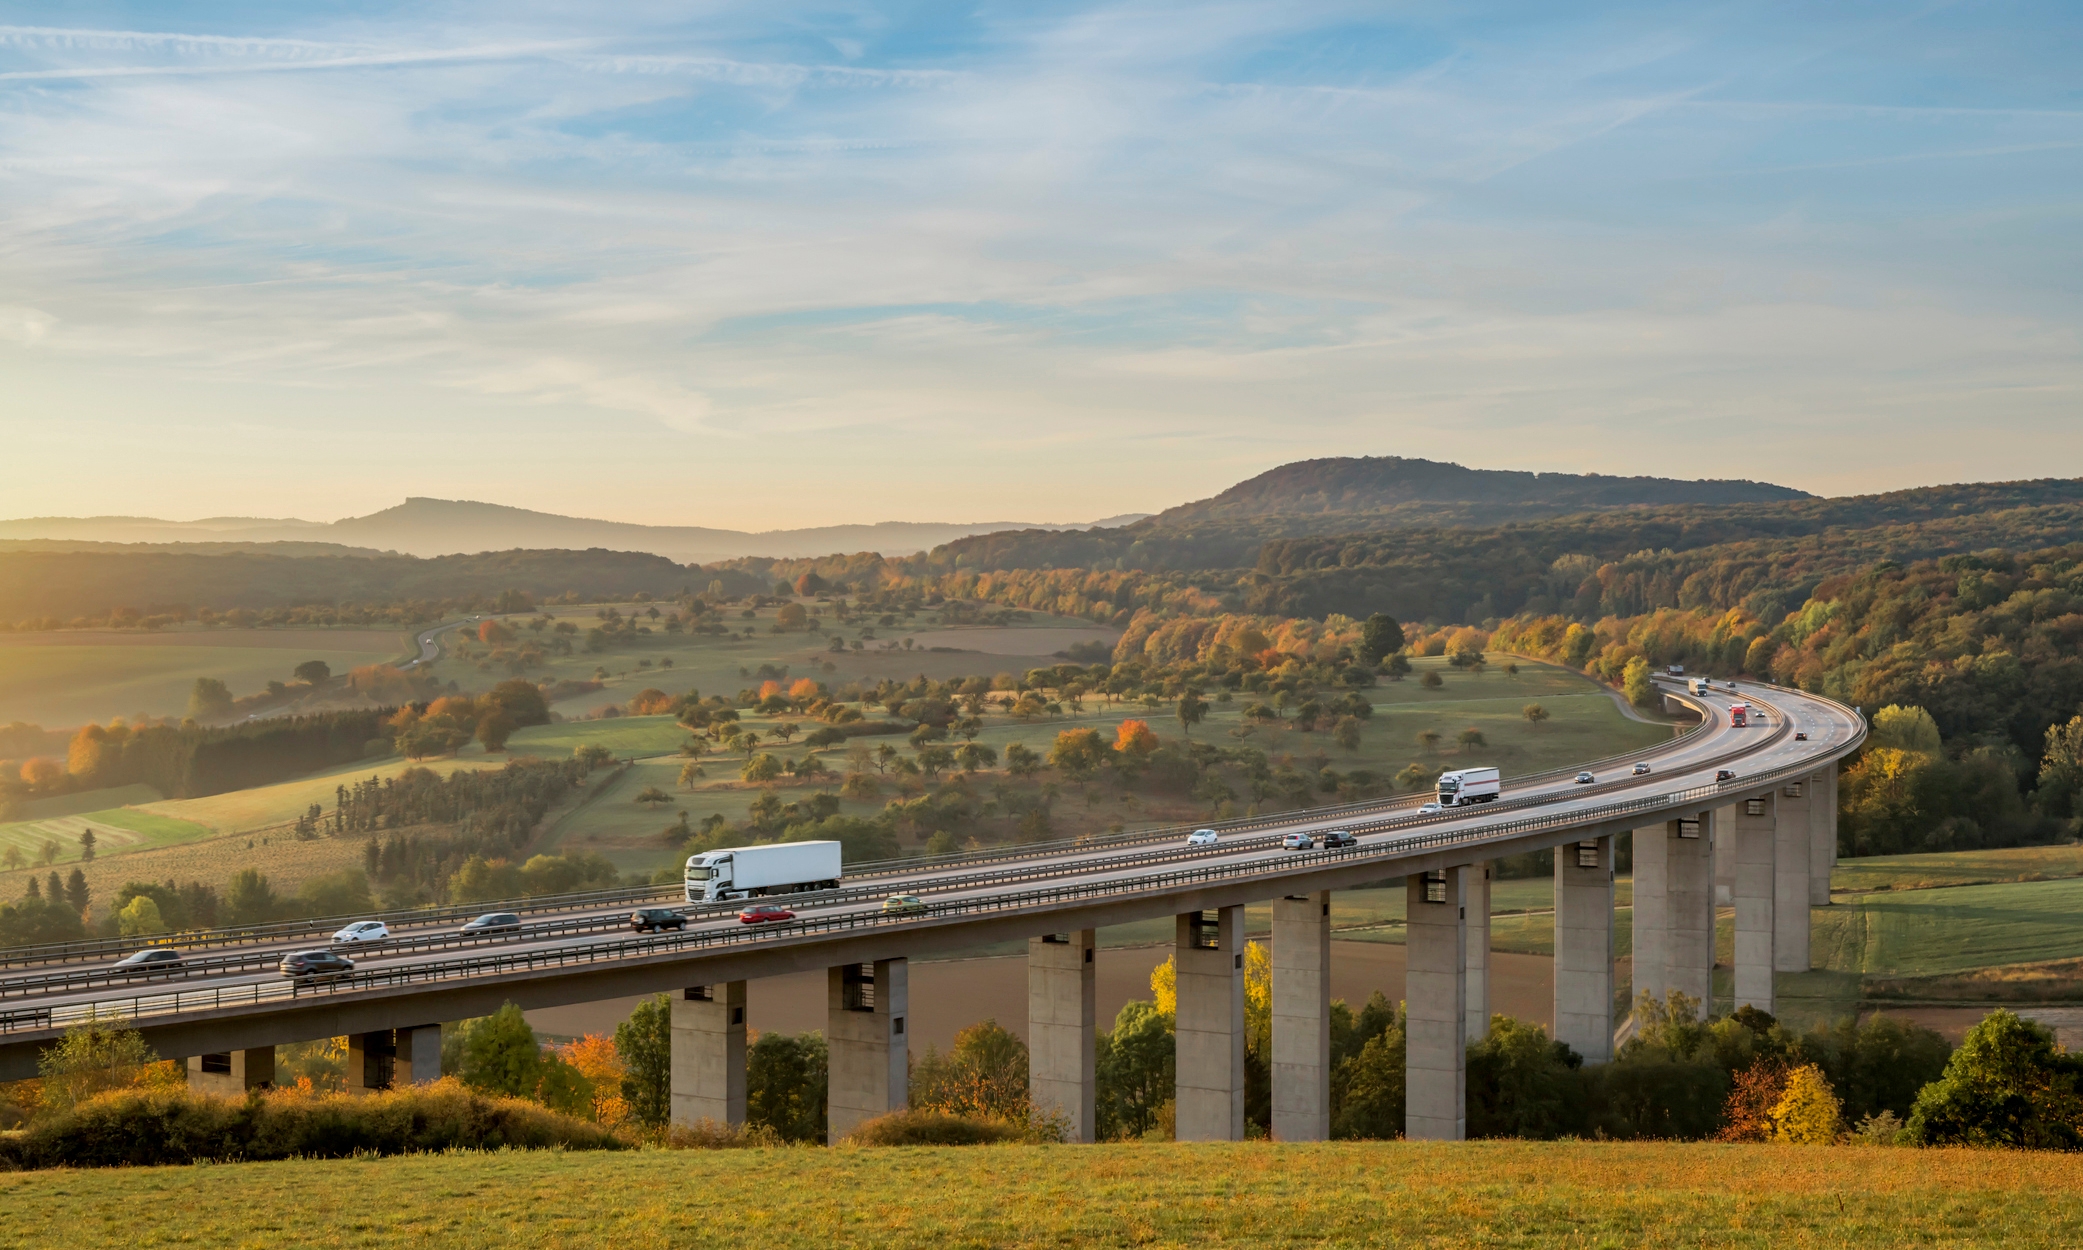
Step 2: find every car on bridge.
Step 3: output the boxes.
[1281,832,1315,850]
[1716,769,1738,781]
[1417,802,1444,814]
[1186,829,1219,847]
[279,950,354,981]
[1574,772,1596,784]
[112,947,184,977]
[1321,830,1357,849]
[459,912,521,935]
[631,908,687,932]
[737,904,795,924]
[1632,762,1652,775]
[882,894,927,915]
[331,921,389,945]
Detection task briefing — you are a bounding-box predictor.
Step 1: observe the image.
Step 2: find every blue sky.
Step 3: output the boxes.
[1,2,2078,526]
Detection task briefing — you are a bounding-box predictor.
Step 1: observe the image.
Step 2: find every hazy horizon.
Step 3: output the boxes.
[4,2,2079,528]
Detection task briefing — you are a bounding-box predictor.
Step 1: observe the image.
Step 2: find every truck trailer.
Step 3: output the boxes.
[685,841,843,904]
[1436,766,1501,807]
[1729,704,1750,727]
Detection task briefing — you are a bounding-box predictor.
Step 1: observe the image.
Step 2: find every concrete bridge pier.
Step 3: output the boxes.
[1775,780,1813,972]
[1809,768,1837,907]
[828,959,908,1142]
[1633,813,1717,1014]
[1462,863,1491,1041]
[672,981,747,1129]
[1028,930,1096,1142]
[1270,893,1329,1141]
[1554,836,1615,1063]
[347,1025,438,1093]
[187,1046,274,1096]
[1732,792,1779,1015]
[1712,803,1737,905]
[1405,868,1465,1141]
[1173,906,1245,1142]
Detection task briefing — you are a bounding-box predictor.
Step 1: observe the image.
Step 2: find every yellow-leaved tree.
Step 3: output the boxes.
[1771,1063,1843,1144]
[1149,940,1272,1052]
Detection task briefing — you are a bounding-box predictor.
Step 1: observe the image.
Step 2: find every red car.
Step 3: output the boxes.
[738,904,796,924]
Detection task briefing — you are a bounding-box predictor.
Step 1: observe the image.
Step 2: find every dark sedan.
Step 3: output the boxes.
[631,908,687,933]
[459,912,522,935]
[112,948,184,977]
[278,950,355,981]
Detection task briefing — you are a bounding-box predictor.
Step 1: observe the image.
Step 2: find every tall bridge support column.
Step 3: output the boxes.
[1775,780,1812,972]
[1174,907,1245,1141]
[828,959,908,1142]
[1634,814,1717,1015]
[1271,893,1330,1142]
[1712,804,1737,906]
[188,1046,275,1096]
[672,981,747,1129]
[1028,931,1096,1143]
[1733,792,1779,1015]
[1405,868,1465,1141]
[1462,864,1491,1041]
[347,1025,439,1093]
[1810,769,1837,907]
[1554,836,1615,1063]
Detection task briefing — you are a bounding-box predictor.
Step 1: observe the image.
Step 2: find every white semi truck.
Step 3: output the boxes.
[684,841,843,904]
[1436,766,1501,807]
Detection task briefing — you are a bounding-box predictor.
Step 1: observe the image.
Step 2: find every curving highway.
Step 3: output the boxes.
[0,677,1862,1081]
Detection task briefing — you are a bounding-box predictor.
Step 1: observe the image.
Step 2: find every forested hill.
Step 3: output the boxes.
[0,547,745,624]
[929,476,2083,577]
[1155,456,1807,523]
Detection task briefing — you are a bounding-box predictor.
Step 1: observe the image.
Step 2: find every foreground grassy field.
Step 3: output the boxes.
[1,1141,2078,1248]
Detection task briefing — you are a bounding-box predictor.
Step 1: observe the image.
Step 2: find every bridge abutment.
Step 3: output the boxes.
[1405,868,1465,1141]
[672,981,747,1129]
[1174,906,1245,1141]
[828,958,908,1141]
[1554,836,1615,1063]
[1028,930,1096,1142]
[1270,892,1329,1141]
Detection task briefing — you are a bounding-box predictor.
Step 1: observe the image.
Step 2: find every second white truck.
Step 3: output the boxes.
[684,841,843,904]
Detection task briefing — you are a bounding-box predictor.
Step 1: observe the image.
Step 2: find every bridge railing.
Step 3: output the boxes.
[0,691,1859,1036]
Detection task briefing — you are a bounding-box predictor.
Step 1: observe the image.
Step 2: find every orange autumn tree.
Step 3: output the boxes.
[1114,719,1159,757]
[559,1033,629,1126]
[1716,1059,1790,1142]
[788,678,821,702]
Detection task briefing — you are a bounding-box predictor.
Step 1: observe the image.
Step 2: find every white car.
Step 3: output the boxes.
[331,920,390,944]
[1418,802,1444,815]
[1186,829,1219,847]
[1281,832,1315,850]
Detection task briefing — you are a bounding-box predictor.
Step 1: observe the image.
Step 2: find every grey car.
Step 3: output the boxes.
[112,948,184,977]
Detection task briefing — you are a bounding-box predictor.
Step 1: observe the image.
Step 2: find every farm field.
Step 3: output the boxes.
[1832,876,2083,977]
[136,753,508,834]
[0,627,410,728]
[2,1141,2079,1249]
[0,805,214,869]
[0,821,369,907]
[1831,844,2083,893]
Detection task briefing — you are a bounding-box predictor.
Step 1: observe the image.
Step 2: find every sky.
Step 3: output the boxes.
[1,1,2079,528]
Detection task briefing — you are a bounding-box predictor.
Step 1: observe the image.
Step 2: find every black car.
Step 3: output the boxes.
[459,912,522,936]
[1716,769,1738,782]
[112,948,184,977]
[631,908,687,933]
[278,949,354,980]
[1320,830,1358,849]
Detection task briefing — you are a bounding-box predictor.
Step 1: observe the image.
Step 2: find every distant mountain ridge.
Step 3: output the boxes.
[0,499,1148,564]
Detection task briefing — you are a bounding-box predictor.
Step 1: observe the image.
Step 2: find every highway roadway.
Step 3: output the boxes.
[0,677,1862,1073]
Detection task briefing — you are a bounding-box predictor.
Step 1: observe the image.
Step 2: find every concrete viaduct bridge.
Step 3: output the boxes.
[0,678,1861,1143]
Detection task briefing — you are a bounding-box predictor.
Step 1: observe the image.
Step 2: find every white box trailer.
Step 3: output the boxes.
[685,840,842,904]
[1687,677,1714,696]
[1436,766,1500,807]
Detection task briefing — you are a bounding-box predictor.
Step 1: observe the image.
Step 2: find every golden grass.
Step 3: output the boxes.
[0,1140,2079,1248]
[0,825,368,907]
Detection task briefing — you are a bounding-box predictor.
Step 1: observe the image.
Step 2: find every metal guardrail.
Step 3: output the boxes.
[0,681,1714,971]
[1,684,1860,1035]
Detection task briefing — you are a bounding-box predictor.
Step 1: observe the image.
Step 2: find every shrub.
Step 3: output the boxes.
[664,1117,786,1148]
[1907,1009,2083,1149]
[1772,1064,1844,1144]
[844,1109,1023,1146]
[0,1080,621,1169]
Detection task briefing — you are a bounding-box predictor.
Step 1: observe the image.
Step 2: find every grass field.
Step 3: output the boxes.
[0,821,371,906]
[0,806,215,867]
[1831,877,2083,977]
[1832,844,2083,893]
[0,1142,2078,1248]
[0,627,411,728]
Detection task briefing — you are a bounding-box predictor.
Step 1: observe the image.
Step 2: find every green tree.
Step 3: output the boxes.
[476,709,515,753]
[116,894,166,937]
[485,678,552,727]
[1358,614,1406,667]
[64,868,87,914]
[188,676,234,721]
[293,660,332,685]
[1097,1000,1174,1140]
[1333,716,1363,753]
[1176,690,1208,738]
[748,1030,828,1142]
[2037,713,2083,820]
[37,1020,157,1113]
[1871,704,1943,754]
[1333,1016,1407,1138]
[1416,729,1442,755]
[911,1019,1031,1123]
[615,994,673,1128]
[1907,1009,2083,1149]
[1003,743,1041,777]
[740,754,783,785]
[1420,671,1443,689]
[460,1003,545,1098]
[77,828,96,862]
[1457,727,1487,752]
[635,785,675,806]
[678,760,706,788]
[1523,703,1549,727]
[226,868,277,926]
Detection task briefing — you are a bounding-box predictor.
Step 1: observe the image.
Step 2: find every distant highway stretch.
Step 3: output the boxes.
[0,677,1861,1080]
